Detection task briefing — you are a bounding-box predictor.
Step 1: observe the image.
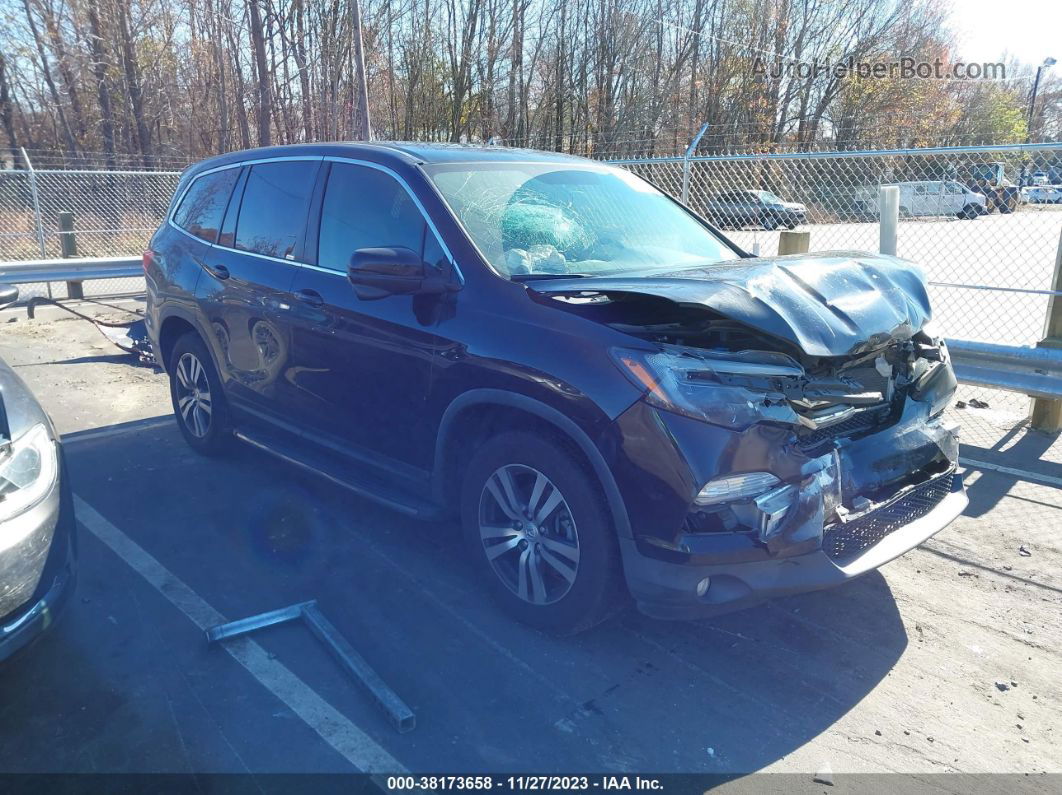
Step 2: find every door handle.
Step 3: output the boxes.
[206,263,229,280]
[294,288,324,307]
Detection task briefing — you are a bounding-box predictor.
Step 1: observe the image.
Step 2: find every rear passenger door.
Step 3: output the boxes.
[195,158,322,418]
[161,166,242,315]
[285,160,445,474]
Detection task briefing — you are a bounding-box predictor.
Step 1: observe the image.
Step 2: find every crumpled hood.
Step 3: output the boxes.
[530,251,931,358]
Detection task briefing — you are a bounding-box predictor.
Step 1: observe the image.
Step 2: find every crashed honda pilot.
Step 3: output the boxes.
[146,143,967,633]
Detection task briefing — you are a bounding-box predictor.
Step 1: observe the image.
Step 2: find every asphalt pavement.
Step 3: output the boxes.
[0,303,1058,777]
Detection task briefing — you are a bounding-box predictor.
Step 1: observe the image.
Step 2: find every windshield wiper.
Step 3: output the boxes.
[510,273,588,282]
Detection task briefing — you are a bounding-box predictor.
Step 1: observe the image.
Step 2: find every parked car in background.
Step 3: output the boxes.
[1023,184,1062,204]
[145,143,966,634]
[0,286,77,663]
[703,190,807,230]
[862,181,987,219]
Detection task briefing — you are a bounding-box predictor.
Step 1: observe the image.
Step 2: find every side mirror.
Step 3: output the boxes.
[348,246,426,300]
[348,246,458,300]
[0,285,19,311]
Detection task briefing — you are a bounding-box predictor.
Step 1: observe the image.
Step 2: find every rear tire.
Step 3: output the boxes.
[761,213,779,231]
[460,431,624,634]
[168,332,231,456]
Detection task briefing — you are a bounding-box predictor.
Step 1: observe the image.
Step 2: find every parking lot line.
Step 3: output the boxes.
[960,457,1062,488]
[72,494,408,774]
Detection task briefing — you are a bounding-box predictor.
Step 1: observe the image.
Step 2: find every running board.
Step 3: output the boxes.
[233,428,442,519]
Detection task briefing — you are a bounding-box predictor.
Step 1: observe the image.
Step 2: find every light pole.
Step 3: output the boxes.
[1026,56,1057,143]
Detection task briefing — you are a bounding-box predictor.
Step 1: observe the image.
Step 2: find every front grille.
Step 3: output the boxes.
[795,408,889,456]
[823,472,955,565]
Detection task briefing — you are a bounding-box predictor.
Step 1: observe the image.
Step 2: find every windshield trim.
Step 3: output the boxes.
[419,160,748,283]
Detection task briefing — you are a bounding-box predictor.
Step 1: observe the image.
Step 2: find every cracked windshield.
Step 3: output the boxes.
[428,164,740,279]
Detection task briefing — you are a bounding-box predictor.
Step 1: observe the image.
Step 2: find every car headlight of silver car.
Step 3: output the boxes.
[0,423,58,525]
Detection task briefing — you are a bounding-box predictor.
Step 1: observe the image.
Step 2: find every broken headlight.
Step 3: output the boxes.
[611,346,804,429]
[0,423,58,525]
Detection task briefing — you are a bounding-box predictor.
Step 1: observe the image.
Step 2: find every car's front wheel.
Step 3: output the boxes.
[168,332,231,455]
[461,431,624,634]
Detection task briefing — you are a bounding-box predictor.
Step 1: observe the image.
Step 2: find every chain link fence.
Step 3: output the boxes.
[611,142,1062,441]
[611,143,1062,348]
[0,166,181,298]
[0,143,1060,457]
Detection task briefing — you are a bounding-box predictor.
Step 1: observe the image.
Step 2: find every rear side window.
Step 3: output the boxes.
[317,163,426,271]
[235,161,318,260]
[173,168,240,243]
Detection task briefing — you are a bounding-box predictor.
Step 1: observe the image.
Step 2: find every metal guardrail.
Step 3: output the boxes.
[948,339,1062,400]
[0,256,142,285]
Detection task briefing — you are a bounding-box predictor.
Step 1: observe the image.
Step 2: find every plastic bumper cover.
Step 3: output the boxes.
[0,457,78,664]
[621,470,966,620]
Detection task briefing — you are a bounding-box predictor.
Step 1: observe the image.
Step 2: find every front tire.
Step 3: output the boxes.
[169,332,231,456]
[460,431,624,634]
[761,213,779,231]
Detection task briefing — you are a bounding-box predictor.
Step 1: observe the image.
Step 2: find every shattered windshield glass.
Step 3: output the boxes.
[426,162,740,279]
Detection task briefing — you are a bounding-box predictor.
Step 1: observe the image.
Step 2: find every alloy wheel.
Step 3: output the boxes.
[175,352,213,438]
[478,464,581,605]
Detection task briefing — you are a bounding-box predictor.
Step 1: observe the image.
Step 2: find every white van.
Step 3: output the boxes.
[886,181,987,219]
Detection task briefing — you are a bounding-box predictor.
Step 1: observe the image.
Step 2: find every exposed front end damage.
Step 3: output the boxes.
[533,252,968,618]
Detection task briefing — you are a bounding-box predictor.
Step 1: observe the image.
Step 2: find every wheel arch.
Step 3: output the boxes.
[157,311,203,372]
[433,390,632,539]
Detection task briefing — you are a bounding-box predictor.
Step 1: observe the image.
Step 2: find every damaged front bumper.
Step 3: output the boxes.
[610,396,967,620]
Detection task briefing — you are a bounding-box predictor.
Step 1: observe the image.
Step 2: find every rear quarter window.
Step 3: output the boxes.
[172,168,240,243]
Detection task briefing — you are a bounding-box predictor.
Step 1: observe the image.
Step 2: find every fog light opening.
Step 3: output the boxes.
[696,577,712,597]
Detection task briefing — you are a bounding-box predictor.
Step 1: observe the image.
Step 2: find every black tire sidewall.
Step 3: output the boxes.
[169,333,230,455]
[460,431,623,634]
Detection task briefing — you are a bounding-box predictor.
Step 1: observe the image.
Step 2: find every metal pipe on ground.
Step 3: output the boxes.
[205,599,416,733]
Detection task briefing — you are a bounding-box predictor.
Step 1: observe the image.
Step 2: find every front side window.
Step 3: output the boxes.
[173,168,240,243]
[235,161,318,260]
[427,162,739,279]
[317,163,426,271]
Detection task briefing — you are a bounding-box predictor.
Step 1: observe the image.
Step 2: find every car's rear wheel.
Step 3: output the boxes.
[169,332,231,455]
[760,213,779,230]
[461,431,624,634]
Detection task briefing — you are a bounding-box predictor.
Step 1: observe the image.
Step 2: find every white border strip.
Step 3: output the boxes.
[73,494,407,773]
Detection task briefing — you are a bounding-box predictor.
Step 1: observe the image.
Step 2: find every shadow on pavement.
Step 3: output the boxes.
[1,418,910,774]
